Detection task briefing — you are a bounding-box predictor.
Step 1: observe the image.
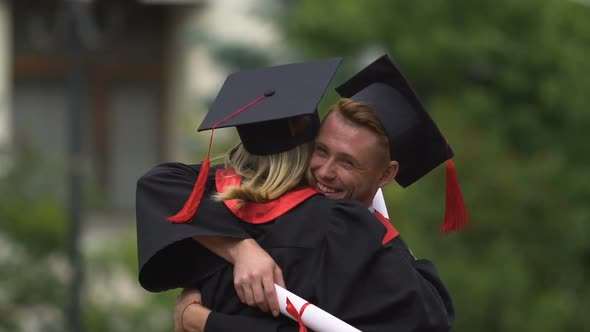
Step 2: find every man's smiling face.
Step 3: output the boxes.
[309,111,396,207]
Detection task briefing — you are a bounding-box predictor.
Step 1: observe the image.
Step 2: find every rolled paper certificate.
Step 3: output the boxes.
[372,188,389,218]
[275,284,362,332]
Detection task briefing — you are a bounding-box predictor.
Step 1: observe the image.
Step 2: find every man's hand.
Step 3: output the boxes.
[174,289,210,332]
[232,239,285,317]
[192,237,286,317]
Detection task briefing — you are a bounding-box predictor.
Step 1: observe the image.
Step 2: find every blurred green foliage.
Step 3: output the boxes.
[0,151,176,331]
[0,151,67,331]
[276,0,590,331]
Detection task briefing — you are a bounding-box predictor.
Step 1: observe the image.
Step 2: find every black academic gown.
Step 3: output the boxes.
[136,162,454,332]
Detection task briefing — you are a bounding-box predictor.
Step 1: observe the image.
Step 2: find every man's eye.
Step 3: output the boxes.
[315,147,328,156]
[341,160,354,168]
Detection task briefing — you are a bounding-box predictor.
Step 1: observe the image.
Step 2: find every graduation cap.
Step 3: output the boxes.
[336,54,469,232]
[168,57,342,223]
[198,57,342,155]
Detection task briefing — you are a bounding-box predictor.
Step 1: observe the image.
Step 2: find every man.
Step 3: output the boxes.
[138,55,466,331]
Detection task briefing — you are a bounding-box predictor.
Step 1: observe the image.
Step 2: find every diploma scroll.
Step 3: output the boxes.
[275,284,362,332]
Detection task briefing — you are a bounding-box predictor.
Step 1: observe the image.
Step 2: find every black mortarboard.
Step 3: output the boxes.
[168,58,341,224]
[198,57,342,155]
[336,54,469,232]
[336,54,450,187]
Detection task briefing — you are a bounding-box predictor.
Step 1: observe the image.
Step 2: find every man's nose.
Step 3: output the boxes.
[315,159,336,180]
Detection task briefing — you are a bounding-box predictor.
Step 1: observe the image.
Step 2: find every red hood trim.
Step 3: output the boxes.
[215,168,319,224]
[373,210,399,245]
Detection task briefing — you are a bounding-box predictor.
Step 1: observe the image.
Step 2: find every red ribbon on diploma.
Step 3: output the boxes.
[286,297,312,332]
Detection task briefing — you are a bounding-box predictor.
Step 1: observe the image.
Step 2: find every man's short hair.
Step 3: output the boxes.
[326,98,391,161]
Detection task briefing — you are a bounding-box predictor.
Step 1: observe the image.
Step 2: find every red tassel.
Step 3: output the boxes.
[167,156,211,223]
[441,159,469,232]
[166,94,270,224]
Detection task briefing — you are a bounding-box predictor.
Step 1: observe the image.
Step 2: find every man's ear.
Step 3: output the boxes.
[377,160,399,188]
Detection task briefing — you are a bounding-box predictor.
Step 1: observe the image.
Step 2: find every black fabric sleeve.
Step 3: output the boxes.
[136,162,250,292]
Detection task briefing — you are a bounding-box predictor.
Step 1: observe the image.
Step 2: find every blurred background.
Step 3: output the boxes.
[0,0,589,331]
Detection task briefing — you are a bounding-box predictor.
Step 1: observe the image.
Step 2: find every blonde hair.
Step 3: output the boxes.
[215,141,314,206]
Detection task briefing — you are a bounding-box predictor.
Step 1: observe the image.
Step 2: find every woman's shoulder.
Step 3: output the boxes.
[297,196,386,241]
[137,162,224,190]
[303,195,375,219]
[139,162,224,178]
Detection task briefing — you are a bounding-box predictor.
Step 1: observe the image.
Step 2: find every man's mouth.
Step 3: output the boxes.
[316,182,338,194]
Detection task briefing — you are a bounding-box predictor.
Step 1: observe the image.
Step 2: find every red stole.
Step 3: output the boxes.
[215,169,318,224]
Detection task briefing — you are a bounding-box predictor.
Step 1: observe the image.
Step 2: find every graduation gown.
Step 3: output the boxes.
[136,162,454,332]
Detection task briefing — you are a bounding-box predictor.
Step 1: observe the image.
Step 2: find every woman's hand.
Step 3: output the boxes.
[174,288,210,332]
